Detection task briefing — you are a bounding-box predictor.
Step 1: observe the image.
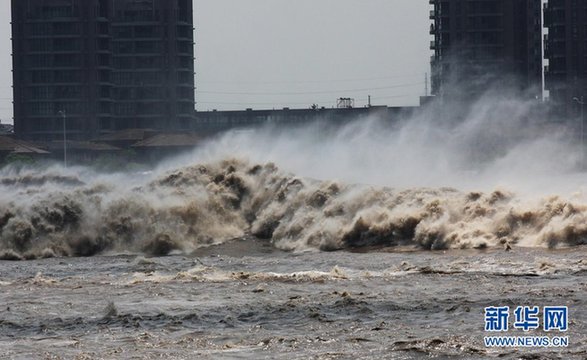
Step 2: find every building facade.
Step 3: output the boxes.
[429,0,542,100]
[110,0,195,132]
[544,0,587,117]
[12,0,195,141]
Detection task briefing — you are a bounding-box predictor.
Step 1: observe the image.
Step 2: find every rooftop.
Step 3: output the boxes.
[0,136,49,155]
[132,133,201,148]
[95,129,159,143]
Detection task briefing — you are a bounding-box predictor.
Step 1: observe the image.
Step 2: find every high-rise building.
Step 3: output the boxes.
[429,0,543,101]
[543,0,587,117]
[11,0,195,141]
[110,0,195,132]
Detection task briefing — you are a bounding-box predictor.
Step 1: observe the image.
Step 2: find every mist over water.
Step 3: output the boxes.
[187,94,582,194]
[2,94,587,259]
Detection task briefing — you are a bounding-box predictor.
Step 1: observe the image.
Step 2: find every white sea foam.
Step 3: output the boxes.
[2,93,587,258]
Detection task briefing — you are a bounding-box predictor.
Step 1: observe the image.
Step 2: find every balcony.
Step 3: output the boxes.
[429,10,436,19]
[430,40,437,50]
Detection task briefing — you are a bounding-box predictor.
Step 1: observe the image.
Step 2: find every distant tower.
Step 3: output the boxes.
[429,0,542,101]
[544,0,587,118]
[11,0,196,141]
[11,0,111,140]
[111,0,195,132]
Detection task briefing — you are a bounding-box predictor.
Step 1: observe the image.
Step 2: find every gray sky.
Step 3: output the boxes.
[194,0,430,111]
[0,0,431,123]
[0,0,11,125]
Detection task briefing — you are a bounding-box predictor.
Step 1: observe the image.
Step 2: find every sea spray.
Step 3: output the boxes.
[1,158,586,260]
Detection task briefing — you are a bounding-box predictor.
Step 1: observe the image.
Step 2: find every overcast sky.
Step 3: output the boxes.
[0,0,431,124]
[0,0,11,125]
[193,0,431,111]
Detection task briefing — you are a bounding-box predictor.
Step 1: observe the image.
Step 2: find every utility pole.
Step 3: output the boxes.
[58,110,67,168]
[425,73,429,97]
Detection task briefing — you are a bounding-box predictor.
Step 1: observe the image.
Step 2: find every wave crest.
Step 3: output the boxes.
[1,159,586,259]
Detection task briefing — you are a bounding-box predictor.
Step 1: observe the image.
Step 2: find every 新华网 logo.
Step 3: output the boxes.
[483,306,569,348]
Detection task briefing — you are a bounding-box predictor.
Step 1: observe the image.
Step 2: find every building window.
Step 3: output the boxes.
[98,39,109,51]
[29,23,51,36]
[54,70,81,83]
[28,5,75,20]
[177,87,193,100]
[179,56,192,69]
[177,71,193,85]
[28,39,51,52]
[113,41,133,54]
[55,54,81,67]
[54,39,81,52]
[135,26,157,38]
[113,57,133,69]
[139,72,161,84]
[99,102,111,114]
[30,71,52,83]
[42,6,74,18]
[53,22,79,35]
[112,71,133,85]
[177,25,192,38]
[178,102,193,114]
[135,41,158,54]
[98,22,109,35]
[136,56,161,69]
[99,70,110,82]
[28,86,50,99]
[98,54,110,67]
[99,86,111,98]
[177,41,192,54]
[115,103,135,115]
[99,118,112,130]
[137,87,161,99]
[113,26,132,38]
[28,102,54,116]
[28,55,51,67]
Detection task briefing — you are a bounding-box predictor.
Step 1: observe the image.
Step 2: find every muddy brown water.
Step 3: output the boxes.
[0,240,585,359]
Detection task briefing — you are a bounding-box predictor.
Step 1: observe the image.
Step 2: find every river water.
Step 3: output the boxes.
[0,240,585,359]
[1,152,587,359]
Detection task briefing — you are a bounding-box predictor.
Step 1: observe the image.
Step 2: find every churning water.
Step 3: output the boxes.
[1,98,587,358]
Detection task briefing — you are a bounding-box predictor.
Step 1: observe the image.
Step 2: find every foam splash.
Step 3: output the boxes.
[127,265,349,285]
[0,158,586,260]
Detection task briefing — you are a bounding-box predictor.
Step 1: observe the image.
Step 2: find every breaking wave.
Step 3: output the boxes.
[1,158,586,260]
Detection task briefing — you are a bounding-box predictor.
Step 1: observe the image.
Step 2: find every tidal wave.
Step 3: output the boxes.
[1,158,586,260]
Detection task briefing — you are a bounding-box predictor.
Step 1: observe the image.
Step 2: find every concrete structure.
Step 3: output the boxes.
[0,104,419,166]
[132,132,201,161]
[544,0,587,118]
[193,106,414,134]
[11,0,195,141]
[12,0,108,141]
[429,0,543,100]
[0,122,13,135]
[0,135,49,161]
[110,0,195,132]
